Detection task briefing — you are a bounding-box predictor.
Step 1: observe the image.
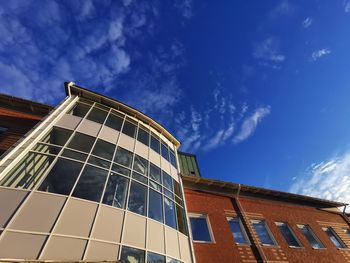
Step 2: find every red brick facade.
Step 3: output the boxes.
[0,107,44,155]
[185,188,350,263]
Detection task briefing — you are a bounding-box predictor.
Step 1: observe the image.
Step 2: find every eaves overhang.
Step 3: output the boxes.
[64,82,180,148]
[182,175,347,209]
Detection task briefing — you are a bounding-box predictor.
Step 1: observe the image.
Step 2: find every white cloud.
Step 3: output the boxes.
[174,0,193,19]
[253,37,285,63]
[290,152,350,211]
[233,106,271,144]
[312,48,331,61]
[345,0,350,13]
[269,0,295,18]
[302,17,313,28]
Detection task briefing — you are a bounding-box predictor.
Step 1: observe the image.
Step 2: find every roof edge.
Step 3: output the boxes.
[64,82,180,148]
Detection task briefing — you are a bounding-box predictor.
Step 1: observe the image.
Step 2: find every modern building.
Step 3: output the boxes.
[0,82,193,263]
[0,82,349,263]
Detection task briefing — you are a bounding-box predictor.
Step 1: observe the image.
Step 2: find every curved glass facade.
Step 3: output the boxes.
[0,95,192,262]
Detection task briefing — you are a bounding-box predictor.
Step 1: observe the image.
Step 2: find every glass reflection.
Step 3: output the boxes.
[103,173,129,208]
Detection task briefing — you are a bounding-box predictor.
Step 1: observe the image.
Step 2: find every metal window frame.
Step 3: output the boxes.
[189,213,215,244]
[251,219,278,246]
[227,217,251,245]
[297,224,325,249]
[275,222,303,248]
[323,227,347,249]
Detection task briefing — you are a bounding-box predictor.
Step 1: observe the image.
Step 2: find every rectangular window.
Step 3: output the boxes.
[128,181,147,216]
[122,119,137,138]
[162,171,173,191]
[114,147,133,168]
[62,149,87,162]
[169,150,177,169]
[346,229,350,238]
[149,163,161,183]
[69,102,91,118]
[161,142,169,161]
[120,246,145,263]
[86,106,108,124]
[105,112,124,131]
[72,165,108,202]
[323,227,347,248]
[176,204,188,235]
[102,173,129,209]
[298,224,325,249]
[0,126,8,135]
[189,214,213,242]
[40,127,72,146]
[133,154,148,176]
[251,220,276,246]
[147,252,165,263]
[111,163,130,177]
[91,139,115,160]
[137,127,150,146]
[67,132,95,153]
[164,197,177,229]
[228,217,250,245]
[275,222,302,247]
[148,189,163,223]
[150,134,160,153]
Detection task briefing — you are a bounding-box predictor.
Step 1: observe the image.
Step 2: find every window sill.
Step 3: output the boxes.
[236,243,251,246]
[193,240,215,244]
[288,246,304,249]
[312,247,326,250]
[261,244,279,248]
[337,247,349,250]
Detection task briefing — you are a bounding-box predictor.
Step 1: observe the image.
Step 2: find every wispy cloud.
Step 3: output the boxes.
[290,152,350,211]
[253,37,285,65]
[344,0,350,13]
[302,17,313,28]
[311,48,331,61]
[269,0,295,19]
[176,89,271,152]
[174,0,193,19]
[233,106,271,144]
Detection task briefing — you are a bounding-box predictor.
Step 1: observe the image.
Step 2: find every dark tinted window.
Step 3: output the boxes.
[324,227,346,248]
[137,128,149,146]
[176,204,187,235]
[38,158,83,195]
[86,107,108,124]
[103,173,129,208]
[114,147,133,168]
[276,222,301,247]
[149,163,161,183]
[132,172,148,184]
[67,132,95,153]
[298,225,324,249]
[164,197,177,229]
[128,181,147,215]
[122,120,137,138]
[169,151,177,168]
[92,139,115,160]
[133,154,148,176]
[150,134,160,153]
[72,165,108,202]
[190,216,212,242]
[70,102,90,118]
[111,164,131,176]
[32,143,61,155]
[62,149,87,162]
[88,156,111,169]
[228,218,249,244]
[162,171,173,191]
[41,127,72,146]
[105,112,124,131]
[252,220,276,246]
[147,252,165,263]
[161,142,169,160]
[148,189,163,223]
[120,246,145,263]
[173,180,182,198]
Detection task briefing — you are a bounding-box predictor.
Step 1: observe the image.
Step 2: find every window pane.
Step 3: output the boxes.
[147,252,165,263]
[324,227,346,248]
[228,218,249,244]
[148,189,163,222]
[128,181,147,215]
[120,246,145,263]
[150,134,160,153]
[122,120,137,138]
[32,143,61,155]
[173,180,182,198]
[105,112,124,131]
[169,151,177,169]
[103,173,129,209]
[111,163,131,177]
[132,172,148,185]
[164,197,177,229]
[190,216,212,242]
[137,128,149,146]
[298,225,324,249]
[69,102,90,118]
[40,127,72,146]
[38,158,83,195]
[276,222,300,247]
[114,147,133,168]
[252,221,276,245]
[149,180,162,192]
[161,142,169,160]
[72,165,108,202]
[346,229,350,238]
[176,204,187,235]
[88,156,111,169]
[62,149,87,162]
[86,107,108,124]
[166,258,180,263]
[164,188,174,199]
[162,171,173,191]
[133,154,148,176]
[92,139,115,160]
[150,163,161,183]
[67,132,95,153]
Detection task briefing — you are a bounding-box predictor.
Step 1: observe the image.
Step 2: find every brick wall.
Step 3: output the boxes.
[185,188,350,263]
[0,107,43,155]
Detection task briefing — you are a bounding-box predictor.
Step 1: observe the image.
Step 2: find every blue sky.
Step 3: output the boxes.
[1,0,350,208]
